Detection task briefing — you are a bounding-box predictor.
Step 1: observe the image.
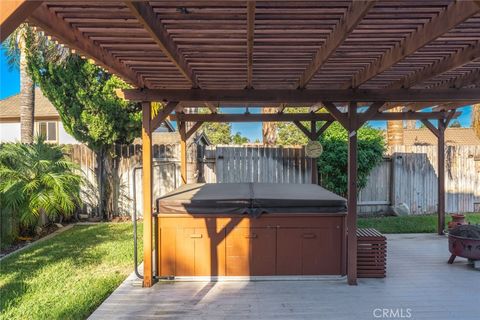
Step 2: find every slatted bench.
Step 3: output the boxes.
[357,228,387,278]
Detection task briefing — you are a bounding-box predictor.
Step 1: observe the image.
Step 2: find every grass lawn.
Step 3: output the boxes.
[0,223,142,320]
[358,213,480,233]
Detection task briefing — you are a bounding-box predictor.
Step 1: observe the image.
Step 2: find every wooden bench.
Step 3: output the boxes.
[357,228,386,278]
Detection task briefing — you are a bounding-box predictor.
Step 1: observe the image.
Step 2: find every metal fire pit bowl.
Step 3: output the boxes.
[448,233,480,265]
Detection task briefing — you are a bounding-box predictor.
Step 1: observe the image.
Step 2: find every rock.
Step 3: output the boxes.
[78,214,89,220]
[35,226,43,235]
[55,223,64,229]
[390,203,410,216]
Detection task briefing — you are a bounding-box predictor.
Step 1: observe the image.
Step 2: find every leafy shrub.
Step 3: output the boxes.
[318,122,385,197]
[0,138,82,227]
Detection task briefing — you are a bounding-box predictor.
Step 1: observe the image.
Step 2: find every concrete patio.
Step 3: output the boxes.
[90,234,480,320]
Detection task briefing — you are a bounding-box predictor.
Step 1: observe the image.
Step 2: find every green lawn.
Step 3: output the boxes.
[358,213,480,233]
[0,223,142,320]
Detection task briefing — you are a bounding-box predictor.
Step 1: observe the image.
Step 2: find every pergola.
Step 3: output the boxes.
[3,0,480,287]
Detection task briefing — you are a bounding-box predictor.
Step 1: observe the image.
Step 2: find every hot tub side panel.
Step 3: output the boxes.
[157,214,346,277]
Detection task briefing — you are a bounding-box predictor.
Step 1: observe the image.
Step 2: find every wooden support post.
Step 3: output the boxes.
[347,102,358,285]
[178,121,187,185]
[141,102,154,287]
[310,121,318,185]
[421,116,449,235]
[438,120,446,235]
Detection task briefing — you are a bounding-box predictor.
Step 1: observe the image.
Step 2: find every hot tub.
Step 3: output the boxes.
[156,183,347,277]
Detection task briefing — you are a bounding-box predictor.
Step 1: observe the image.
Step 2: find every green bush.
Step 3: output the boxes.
[318,122,385,197]
[0,138,83,228]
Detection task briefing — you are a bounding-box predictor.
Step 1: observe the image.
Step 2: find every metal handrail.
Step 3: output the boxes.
[132,160,177,280]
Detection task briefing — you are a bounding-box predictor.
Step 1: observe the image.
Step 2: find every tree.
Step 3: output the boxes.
[472,104,480,139]
[449,119,462,128]
[200,109,249,145]
[262,107,277,145]
[276,107,310,146]
[202,122,233,145]
[232,132,250,145]
[386,106,404,146]
[28,52,141,220]
[0,137,82,228]
[3,25,69,144]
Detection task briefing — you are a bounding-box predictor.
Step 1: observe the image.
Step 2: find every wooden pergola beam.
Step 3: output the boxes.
[358,101,385,127]
[322,102,348,128]
[433,102,471,111]
[296,0,375,89]
[246,1,255,88]
[348,1,480,88]
[0,0,42,42]
[293,121,314,140]
[120,88,480,103]
[29,5,143,88]
[170,111,458,123]
[185,121,204,140]
[204,102,218,114]
[150,101,178,132]
[125,1,198,88]
[388,42,480,89]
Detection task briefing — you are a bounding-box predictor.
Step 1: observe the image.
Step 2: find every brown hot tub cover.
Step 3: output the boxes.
[156,183,347,216]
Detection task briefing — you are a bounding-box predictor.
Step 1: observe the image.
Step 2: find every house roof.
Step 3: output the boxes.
[0,88,174,130]
[0,88,58,121]
[403,128,480,146]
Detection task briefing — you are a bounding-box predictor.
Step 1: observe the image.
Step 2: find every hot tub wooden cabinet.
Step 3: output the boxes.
[156,183,347,278]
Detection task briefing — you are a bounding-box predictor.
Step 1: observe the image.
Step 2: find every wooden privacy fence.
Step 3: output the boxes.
[65,143,480,218]
[201,145,313,184]
[359,145,480,215]
[67,144,181,217]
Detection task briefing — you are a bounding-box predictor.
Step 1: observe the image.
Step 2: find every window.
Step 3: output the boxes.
[37,121,57,142]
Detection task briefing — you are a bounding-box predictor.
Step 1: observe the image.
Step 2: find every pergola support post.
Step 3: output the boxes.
[347,102,358,285]
[178,121,187,185]
[421,113,453,236]
[437,120,446,235]
[141,102,154,287]
[310,121,318,184]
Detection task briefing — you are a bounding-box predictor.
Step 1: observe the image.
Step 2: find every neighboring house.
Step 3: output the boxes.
[0,88,174,144]
[0,88,78,144]
[403,128,480,146]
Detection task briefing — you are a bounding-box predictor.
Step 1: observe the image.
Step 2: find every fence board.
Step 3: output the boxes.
[65,143,480,218]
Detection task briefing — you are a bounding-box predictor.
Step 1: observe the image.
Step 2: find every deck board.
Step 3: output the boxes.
[89,234,480,320]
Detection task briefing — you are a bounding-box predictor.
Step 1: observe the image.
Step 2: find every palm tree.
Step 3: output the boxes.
[3,25,69,144]
[262,106,277,145]
[473,104,480,139]
[387,106,404,146]
[0,137,82,226]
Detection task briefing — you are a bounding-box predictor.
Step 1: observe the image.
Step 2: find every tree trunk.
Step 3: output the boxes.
[473,104,480,139]
[19,42,35,144]
[387,106,404,147]
[262,107,277,145]
[95,146,118,220]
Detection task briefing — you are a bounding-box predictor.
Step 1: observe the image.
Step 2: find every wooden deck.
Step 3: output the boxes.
[89,234,480,320]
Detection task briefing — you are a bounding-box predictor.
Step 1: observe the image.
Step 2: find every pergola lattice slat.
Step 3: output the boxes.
[348,1,480,88]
